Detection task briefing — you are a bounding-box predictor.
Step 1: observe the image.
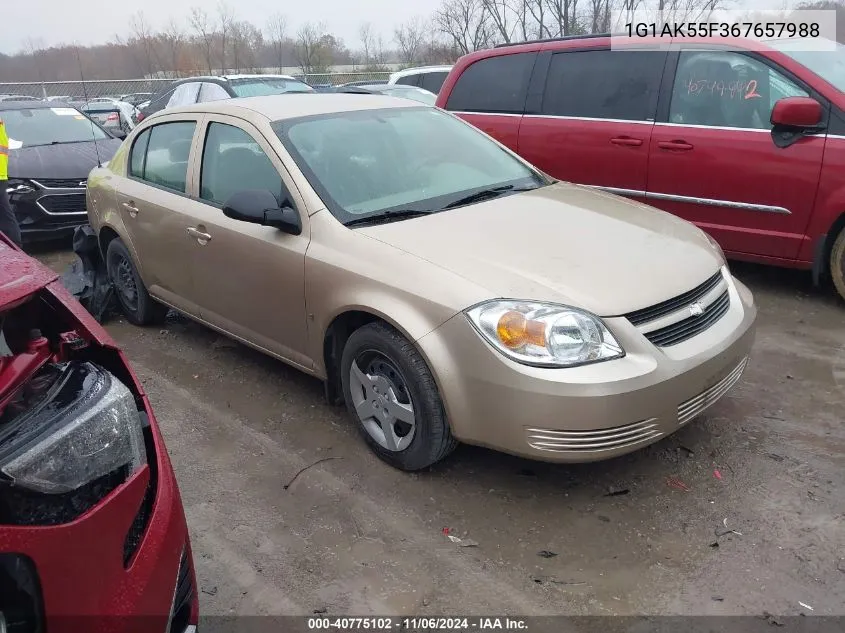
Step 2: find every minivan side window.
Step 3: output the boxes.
[541,49,665,121]
[669,50,809,130]
[133,121,197,192]
[200,122,285,207]
[445,52,537,114]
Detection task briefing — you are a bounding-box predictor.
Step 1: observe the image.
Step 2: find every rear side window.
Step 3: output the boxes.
[129,128,151,178]
[420,71,449,94]
[541,50,665,121]
[445,53,537,114]
[167,83,201,108]
[396,74,420,87]
[134,121,197,192]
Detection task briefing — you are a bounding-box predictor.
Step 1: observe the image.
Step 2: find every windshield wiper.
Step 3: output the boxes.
[441,184,537,210]
[344,209,434,228]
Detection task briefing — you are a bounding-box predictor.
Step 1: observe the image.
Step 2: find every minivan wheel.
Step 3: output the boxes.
[106,238,167,325]
[831,229,845,303]
[340,322,458,471]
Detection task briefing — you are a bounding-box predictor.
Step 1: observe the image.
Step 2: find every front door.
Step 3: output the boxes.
[181,115,313,369]
[517,48,667,196]
[114,117,203,316]
[646,49,826,260]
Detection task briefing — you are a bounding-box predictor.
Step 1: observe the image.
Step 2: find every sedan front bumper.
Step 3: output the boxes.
[416,274,757,463]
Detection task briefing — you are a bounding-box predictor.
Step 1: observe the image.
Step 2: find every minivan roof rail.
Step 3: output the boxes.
[494,32,612,48]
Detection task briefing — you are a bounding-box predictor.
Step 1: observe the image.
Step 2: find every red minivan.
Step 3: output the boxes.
[435,35,845,301]
[0,233,198,632]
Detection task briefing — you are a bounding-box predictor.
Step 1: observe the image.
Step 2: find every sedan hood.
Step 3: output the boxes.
[357,182,723,316]
[8,139,122,179]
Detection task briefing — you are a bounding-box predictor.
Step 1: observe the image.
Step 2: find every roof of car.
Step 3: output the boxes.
[164,93,419,121]
[390,65,453,78]
[0,100,57,110]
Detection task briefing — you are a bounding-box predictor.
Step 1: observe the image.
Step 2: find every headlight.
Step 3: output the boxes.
[465,300,624,368]
[705,232,725,263]
[5,179,34,196]
[0,362,146,495]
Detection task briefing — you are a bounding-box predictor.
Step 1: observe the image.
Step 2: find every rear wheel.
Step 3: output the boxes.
[340,322,457,471]
[831,229,845,303]
[106,238,167,325]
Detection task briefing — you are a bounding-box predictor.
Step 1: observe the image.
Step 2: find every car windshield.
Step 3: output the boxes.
[230,78,314,97]
[769,38,845,92]
[274,106,546,223]
[1,106,109,147]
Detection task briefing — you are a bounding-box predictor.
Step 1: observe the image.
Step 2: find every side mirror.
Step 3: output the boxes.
[771,96,822,129]
[223,189,302,235]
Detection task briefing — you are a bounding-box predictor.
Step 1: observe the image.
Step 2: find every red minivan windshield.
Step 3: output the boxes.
[769,38,845,92]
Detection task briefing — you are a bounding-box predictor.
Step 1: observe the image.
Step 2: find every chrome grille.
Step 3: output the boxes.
[625,271,723,326]
[644,290,730,347]
[525,418,663,454]
[678,357,748,425]
[32,178,86,189]
[37,194,86,214]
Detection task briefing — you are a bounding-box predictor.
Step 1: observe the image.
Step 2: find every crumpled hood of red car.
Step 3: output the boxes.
[0,239,59,309]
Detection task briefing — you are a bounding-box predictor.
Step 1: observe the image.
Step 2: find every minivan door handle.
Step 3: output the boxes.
[121,201,139,217]
[658,140,694,151]
[610,136,643,147]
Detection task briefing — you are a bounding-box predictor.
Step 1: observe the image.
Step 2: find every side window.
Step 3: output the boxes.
[420,71,449,94]
[542,50,665,121]
[445,52,537,114]
[198,82,231,103]
[669,50,809,130]
[139,121,196,192]
[200,122,285,207]
[396,74,420,87]
[129,128,151,178]
[166,83,201,108]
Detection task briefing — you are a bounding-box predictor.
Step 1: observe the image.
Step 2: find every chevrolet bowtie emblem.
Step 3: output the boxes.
[689,302,704,317]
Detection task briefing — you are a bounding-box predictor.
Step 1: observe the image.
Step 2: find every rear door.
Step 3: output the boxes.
[443,52,538,152]
[517,48,667,196]
[646,49,826,259]
[112,116,204,316]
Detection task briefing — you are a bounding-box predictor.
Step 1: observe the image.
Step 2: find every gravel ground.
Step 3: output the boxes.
[34,246,845,621]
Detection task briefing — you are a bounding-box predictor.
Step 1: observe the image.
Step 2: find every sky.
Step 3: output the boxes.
[2,0,443,55]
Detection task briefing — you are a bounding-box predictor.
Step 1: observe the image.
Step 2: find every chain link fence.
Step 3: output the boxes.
[0,72,393,100]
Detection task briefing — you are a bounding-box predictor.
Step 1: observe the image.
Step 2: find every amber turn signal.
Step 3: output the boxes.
[496,311,547,349]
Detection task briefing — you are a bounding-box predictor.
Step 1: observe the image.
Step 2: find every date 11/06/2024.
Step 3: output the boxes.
[625,21,820,38]
[307,617,529,630]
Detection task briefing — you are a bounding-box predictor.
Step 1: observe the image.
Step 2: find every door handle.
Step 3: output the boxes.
[186,226,212,245]
[121,201,139,217]
[658,140,694,151]
[610,136,643,147]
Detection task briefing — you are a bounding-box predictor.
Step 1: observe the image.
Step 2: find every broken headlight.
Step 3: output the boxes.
[4,179,35,197]
[0,361,146,495]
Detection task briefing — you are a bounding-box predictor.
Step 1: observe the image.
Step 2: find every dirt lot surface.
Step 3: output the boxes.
[35,247,845,619]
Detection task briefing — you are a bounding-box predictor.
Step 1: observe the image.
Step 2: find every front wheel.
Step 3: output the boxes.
[340,322,457,471]
[106,238,167,325]
[831,228,845,303]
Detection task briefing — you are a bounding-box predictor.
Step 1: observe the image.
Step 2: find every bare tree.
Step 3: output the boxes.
[266,13,288,72]
[545,0,582,36]
[395,16,427,64]
[481,0,517,43]
[217,2,235,74]
[190,7,216,73]
[435,0,495,54]
[359,22,375,66]
[162,19,186,76]
[587,0,613,32]
[295,21,326,74]
[129,11,160,76]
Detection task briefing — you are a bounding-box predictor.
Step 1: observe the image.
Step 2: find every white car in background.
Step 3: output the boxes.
[388,65,453,94]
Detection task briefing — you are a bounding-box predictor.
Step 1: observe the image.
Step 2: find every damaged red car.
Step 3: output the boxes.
[0,233,198,633]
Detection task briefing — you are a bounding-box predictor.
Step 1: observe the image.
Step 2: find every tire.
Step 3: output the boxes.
[832,228,845,303]
[340,322,458,471]
[106,238,167,326]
